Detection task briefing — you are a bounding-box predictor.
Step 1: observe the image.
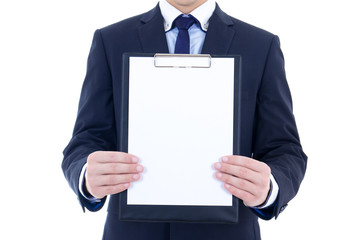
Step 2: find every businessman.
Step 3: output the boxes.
[62,0,307,239]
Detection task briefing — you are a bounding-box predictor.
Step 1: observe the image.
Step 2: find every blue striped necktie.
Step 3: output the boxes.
[173,15,196,54]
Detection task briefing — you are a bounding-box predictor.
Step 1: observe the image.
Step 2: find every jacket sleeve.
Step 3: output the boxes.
[251,36,307,220]
[62,29,116,212]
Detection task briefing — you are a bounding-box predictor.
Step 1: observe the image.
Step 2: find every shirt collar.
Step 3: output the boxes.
[159,0,216,32]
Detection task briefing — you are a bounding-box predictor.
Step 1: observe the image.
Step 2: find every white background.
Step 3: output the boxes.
[0,0,359,239]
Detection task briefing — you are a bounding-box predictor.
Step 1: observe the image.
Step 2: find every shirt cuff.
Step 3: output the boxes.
[252,174,279,209]
[79,163,102,203]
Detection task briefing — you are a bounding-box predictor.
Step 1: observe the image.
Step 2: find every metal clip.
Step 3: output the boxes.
[154,54,211,68]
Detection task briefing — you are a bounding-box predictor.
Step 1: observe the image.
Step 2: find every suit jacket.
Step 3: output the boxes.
[62,3,307,240]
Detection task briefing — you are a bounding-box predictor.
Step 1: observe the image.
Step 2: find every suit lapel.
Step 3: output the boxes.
[201,4,235,55]
[138,4,169,53]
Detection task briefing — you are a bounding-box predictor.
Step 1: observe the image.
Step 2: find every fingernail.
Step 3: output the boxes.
[136,165,143,172]
[132,157,138,163]
[123,183,129,188]
[214,163,221,169]
[225,184,230,189]
[222,157,228,162]
[133,174,139,179]
[216,172,222,178]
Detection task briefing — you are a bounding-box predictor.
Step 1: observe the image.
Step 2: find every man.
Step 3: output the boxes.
[62,0,307,239]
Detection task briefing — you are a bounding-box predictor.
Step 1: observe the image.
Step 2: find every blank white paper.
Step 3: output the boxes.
[127,56,234,206]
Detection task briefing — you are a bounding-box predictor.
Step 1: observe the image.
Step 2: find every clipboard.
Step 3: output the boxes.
[119,53,242,223]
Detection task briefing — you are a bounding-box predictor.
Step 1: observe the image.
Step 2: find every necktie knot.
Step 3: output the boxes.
[174,15,196,31]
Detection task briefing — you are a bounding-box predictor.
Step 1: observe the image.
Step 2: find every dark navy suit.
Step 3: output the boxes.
[62,4,307,240]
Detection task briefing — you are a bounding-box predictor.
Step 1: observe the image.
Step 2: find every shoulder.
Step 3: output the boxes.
[98,13,144,38]
[214,5,276,43]
[97,5,159,38]
[232,17,274,40]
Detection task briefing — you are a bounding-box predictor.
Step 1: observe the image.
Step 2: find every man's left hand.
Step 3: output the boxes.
[214,156,271,207]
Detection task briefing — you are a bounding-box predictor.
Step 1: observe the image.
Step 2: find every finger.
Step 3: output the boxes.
[88,151,139,164]
[94,183,131,198]
[92,163,143,175]
[214,162,260,184]
[223,183,257,206]
[92,173,141,186]
[221,156,269,174]
[215,172,258,196]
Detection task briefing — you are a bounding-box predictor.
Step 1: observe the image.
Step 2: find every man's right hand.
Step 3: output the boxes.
[85,151,143,199]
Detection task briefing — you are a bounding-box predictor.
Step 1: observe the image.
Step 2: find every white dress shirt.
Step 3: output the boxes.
[159,0,215,54]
